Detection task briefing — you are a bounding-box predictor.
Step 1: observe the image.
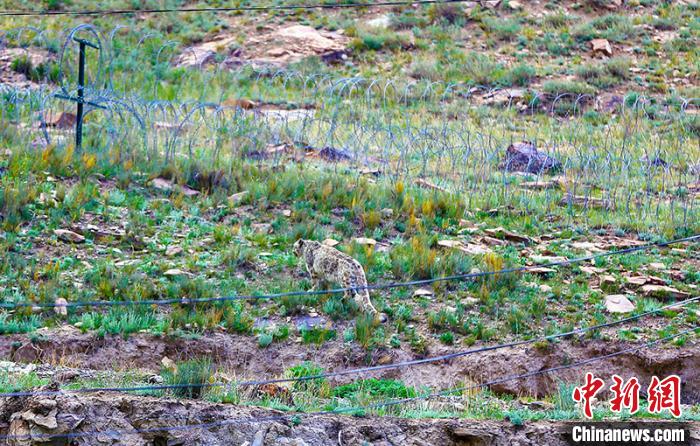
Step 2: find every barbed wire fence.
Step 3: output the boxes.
[1,25,698,235]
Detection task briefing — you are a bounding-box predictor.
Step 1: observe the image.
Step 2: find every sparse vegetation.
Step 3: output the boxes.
[0,0,697,435]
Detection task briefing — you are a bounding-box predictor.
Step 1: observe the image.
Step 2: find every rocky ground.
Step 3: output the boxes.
[3,391,698,446]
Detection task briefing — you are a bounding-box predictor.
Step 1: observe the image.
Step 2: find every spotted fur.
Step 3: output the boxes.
[294,239,384,321]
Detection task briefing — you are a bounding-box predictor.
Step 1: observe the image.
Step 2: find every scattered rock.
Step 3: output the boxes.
[165,245,183,257]
[163,268,192,278]
[223,98,258,110]
[161,356,177,372]
[591,38,613,57]
[413,288,433,297]
[366,14,392,29]
[44,112,77,130]
[500,142,562,174]
[179,25,349,68]
[507,0,523,9]
[54,298,68,316]
[414,178,448,192]
[252,223,273,234]
[570,242,604,253]
[605,295,635,313]
[438,239,492,255]
[531,255,567,264]
[228,191,249,205]
[527,267,557,275]
[318,146,352,162]
[353,237,377,246]
[580,266,605,275]
[484,227,532,244]
[294,315,329,331]
[601,0,623,10]
[641,284,690,300]
[560,195,613,210]
[437,240,463,249]
[151,177,175,192]
[483,88,525,106]
[380,208,394,219]
[480,236,507,247]
[151,177,199,197]
[322,238,340,247]
[600,275,617,291]
[519,180,561,191]
[54,229,85,244]
[180,185,200,197]
[539,284,553,293]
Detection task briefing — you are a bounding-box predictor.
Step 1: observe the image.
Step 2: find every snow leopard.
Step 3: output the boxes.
[294,239,386,322]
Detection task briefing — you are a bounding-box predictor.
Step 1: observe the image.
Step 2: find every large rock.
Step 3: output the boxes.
[591,38,613,57]
[178,25,350,68]
[500,142,562,174]
[604,295,635,313]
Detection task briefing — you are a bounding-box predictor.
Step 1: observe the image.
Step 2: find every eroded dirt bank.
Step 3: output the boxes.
[2,392,698,446]
[2,327,699,403]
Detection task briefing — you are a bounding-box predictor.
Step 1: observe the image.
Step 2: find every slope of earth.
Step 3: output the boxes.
[2,392,699,446]
[2,327,700,403]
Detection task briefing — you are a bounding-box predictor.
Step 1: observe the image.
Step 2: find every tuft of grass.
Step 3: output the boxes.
[300,326,336,345]
[483,17,522,41]
[161,359,213,399]
[0,313,42,335]
[333,378,417,399]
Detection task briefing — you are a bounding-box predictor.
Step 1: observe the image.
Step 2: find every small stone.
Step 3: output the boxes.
[180,185,199,197]
[413,288,433,297]
[251,223,273,234]
[462,297,480,306]
[151,177,174,192]
[641,284,690,300]
[377,355,392,365]
[380,208,394,219]
[353,237,377,246]
[54,298,68,316]
[228,191,249,205]
[571,242,604,252]
[649,262,666,270]
[54,229,85,243]
[365,14,391,29]
[322,238,340,247]
[164,268,192,277]
[531,255,567,264]
[600,275,617,291]
[605,295,635,313]
[508,0,522,9]
[539,284,553,293]
[161,356,177,372]
[165,245,183,257]
[438,240,463,249]
[282,209,292,217]
[484,227,531,244]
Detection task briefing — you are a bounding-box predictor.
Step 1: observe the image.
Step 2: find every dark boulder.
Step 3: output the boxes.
[500,141,562,174]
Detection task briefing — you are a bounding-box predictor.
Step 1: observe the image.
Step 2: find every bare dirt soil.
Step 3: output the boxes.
[2,326,699,403]
[2,391,698,446]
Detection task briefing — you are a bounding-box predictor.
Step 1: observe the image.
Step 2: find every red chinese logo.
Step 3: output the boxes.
[609,375,640,415]
[573,373,682,419]
[572,372,605,419]
[648,375,682,418]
